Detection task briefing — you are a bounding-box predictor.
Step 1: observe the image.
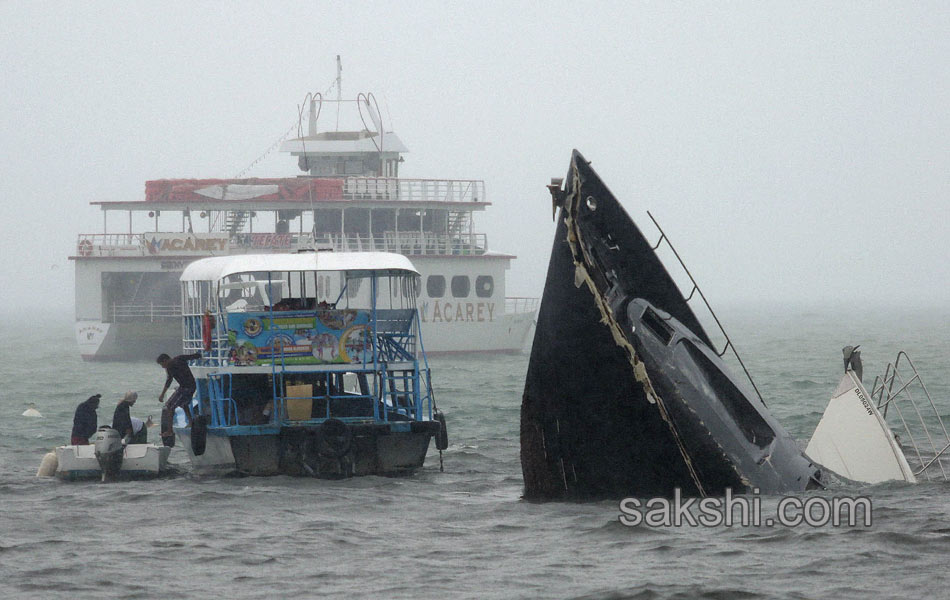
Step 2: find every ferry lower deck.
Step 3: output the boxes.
[74,252,536,360]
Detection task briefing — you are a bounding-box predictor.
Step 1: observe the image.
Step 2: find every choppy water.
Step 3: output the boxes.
[2,307,950,599]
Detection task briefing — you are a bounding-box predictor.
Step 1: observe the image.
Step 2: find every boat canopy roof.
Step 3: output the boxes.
[180,252,419,282]
[280,132,408,155]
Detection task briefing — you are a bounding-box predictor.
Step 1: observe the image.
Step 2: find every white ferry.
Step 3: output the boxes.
[71,71,536,360]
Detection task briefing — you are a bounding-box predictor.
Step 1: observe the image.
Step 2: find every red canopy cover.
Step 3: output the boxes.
[145,178,344,203]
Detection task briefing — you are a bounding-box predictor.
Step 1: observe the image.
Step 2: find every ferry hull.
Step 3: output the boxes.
[76,320,180,361]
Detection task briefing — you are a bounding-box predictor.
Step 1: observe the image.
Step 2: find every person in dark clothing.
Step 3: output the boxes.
[129,416,150,444]
[71,394,101,445]
[156,352,201,447]
[112,391,138,443]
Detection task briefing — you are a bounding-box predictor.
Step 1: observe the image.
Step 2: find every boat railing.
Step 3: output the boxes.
[277,373,379,423]
[76,234,147,257]
[308,232,487,255]
[76,230,488,257]
[645,211,766,406]
[207,373,239,427]
[342,177,485,204]
[272,366,429,425]
[870,352,950,481]
[505,297,539,315]
[111,302,181,322]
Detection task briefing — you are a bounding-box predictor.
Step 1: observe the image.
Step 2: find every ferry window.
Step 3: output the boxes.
[451,276,470,298]
[427,276,445,298]
[347,277,361,300]
[475,275,494,298]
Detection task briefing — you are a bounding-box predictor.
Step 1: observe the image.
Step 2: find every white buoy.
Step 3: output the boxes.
[22,403,43,418]
[36,452,58,477]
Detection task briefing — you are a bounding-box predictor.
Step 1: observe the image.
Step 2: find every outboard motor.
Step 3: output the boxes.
[93,427,124,482]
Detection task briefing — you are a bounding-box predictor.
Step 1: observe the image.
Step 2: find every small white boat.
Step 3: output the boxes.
[806,359,915,484]
[806,347,950,484]
[52,427,171,481]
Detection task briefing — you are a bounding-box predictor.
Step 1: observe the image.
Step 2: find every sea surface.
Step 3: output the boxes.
[1,307,949,599]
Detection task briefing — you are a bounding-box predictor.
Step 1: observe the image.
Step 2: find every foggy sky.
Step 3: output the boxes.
[1,1,947,314]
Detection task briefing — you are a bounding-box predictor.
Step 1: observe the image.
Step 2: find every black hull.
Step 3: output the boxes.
[521,151,819,500]
[184,423,437,478]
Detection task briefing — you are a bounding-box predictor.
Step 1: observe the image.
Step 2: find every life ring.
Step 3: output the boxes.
[317,418,353,459]
[201,312,215,351]
[191,414,209,456]
[78,239,93,257]
[434,411,449,450]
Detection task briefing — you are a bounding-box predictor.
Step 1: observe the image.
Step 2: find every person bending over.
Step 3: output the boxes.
[156,352,201,447]
[70,394,100,445]
[112,391,138,443]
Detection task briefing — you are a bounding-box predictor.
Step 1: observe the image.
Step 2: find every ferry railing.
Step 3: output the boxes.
[505,297,539,315]
[342,177,485,204]
[307,232,487,256]
[78,230,489,256]
[76,233,143,257]
[111,303,181,322]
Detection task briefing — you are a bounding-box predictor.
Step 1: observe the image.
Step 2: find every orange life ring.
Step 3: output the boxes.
[201,312,215,351]
[78,239,93,257]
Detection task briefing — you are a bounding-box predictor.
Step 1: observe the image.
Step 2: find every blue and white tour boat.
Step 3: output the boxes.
[173,250,447,477]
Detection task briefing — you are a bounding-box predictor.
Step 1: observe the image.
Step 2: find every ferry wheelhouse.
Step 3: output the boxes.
[71,83,536,360]
[176,251,445,477]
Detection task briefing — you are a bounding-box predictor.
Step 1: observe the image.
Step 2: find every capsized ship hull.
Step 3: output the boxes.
[521,150,819,500]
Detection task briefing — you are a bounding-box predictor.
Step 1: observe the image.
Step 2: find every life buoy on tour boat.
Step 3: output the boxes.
[78,239,93,257]
[201,311,215,351]
[191,414,209,456]
[434,411,449,450]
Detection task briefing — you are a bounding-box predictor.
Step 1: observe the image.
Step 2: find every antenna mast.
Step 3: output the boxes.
[335,55,342,131]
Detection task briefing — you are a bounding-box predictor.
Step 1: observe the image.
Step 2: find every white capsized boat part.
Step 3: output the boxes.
[36,452,58,477]
[806,349,916,484]
[22,403,43,417]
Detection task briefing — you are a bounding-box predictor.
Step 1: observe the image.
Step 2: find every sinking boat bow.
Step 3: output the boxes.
[521,150,819,500]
